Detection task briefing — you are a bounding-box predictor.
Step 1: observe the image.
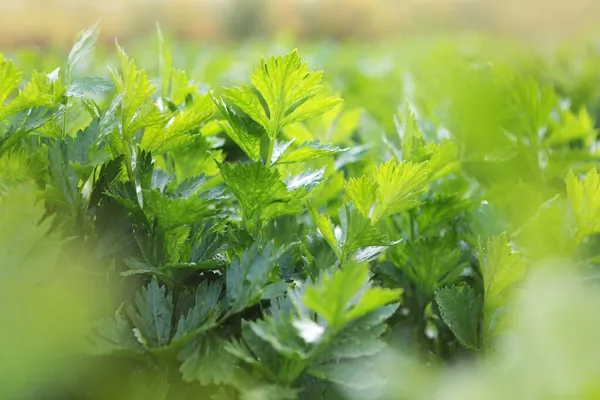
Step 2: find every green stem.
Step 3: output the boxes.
[265,137,275,167]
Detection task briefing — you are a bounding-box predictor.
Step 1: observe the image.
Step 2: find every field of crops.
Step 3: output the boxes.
[3,23,600,399]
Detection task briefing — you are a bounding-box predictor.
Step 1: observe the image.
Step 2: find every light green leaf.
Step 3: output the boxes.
[307,202,341,259]
[435,285,481,350]
[142,94,215,153]
[344,286,402,322]
[143,189,211,232]
[478,233,526,340]
[478,234,526,311]
[390,237,464,298]
[0,71,65,122]
[67,23,100,77]
[222,50,341,139]
[219,161,320,231]
[546,107,596,147]
[566,168,600,242]
[426,140,461,181]
[340,206,394,258]
[274,140,346,165]
[344,176,377,219]
[372,158,429,221]
[303,262,401,330]
[346,158,429,222]
[108,43,163,140]
[213,94,263,162]
[66,76,114,97]
[0,54,21,105]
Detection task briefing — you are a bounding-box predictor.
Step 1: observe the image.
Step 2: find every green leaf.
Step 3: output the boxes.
[0,54,21,105]
[173,281,223,343]
[179,334,239,386]
[222,50,341,139]
[344,176,378,219]
[66,76,114,98]
[142,94,215,153]
[426,140,461,181]
[108,43,163,141]
[307,202,341,259]
[566,168,600,242]
[308,358,383,390]
[346,158,429,222]
[126,278,174,349]
[273,140,346,165]
[478,233,526,311]
[226,242,286,313]
[477,233,526,340]
[303,262,401,330]
[0,71,65,122]
[121,258,170,279]
[67,23,100,77]
[435,285,481,350]
[322,304,398,360]
[546,107,596,147]
[47,137,82,210]
[249,298,310,361]
[212,94,264,162]
[89,313,145,358]
[143,189,211,231]
[68,119,110,179]
[389,237,464,298]
[219,161,321,231]
[340,206,394,259]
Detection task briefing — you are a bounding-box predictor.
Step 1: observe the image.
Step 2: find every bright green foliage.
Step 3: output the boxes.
[307,202,341,259]
[389,237,464,298]
[303,262,402,330]
[217,50,341,166]
[0,53,21,105]
[0,70,65,124]
[212,95,263,162]
[545,107,596,147]
[223,50,341,139]
[566,168,600,243]
[219,160,323,233]
[346,158,429,222]
[141,95,215,153]
[5,24,600,400]
[67,75,114,97]
[273,140,346,165]
[66,22,100,78]
[108,44,164,147]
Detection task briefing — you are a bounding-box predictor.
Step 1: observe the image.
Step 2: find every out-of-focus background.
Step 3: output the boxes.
[1,0,600,47]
